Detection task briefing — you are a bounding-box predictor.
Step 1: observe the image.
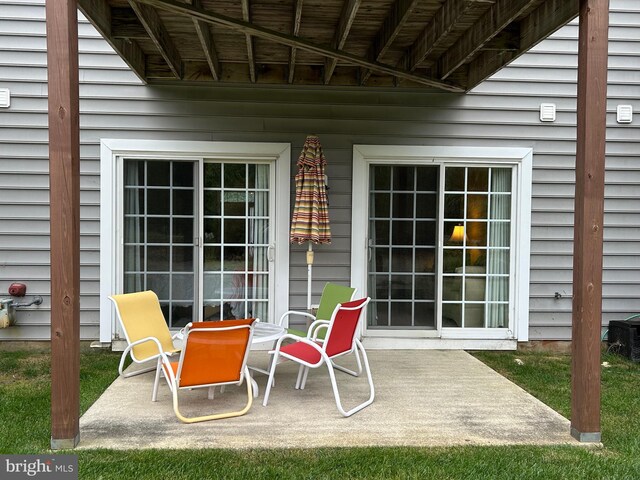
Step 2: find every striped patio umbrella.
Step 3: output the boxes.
[290,135,331,309]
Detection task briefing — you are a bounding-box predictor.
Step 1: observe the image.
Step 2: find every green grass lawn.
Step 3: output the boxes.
[1,346,639,479]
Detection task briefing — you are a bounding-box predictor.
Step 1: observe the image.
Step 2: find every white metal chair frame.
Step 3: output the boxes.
[307,320,363,378]
[277,286,362,378]
[108,295,181,389]
[159,322,255,424]
[263,298,374,417]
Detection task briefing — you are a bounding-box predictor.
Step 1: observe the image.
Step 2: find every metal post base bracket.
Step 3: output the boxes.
[51,433,80,450]
[570,427,602,444]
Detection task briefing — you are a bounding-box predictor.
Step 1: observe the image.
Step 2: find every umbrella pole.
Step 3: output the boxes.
[306,243,314,311]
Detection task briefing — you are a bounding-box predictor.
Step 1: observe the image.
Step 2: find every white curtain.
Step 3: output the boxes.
[486,168,510,327]
[124,160,143,292]
[368,166,379,326]
[252,164,269,322]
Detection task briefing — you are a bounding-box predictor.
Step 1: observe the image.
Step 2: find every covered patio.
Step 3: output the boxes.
[47,0,610,448]
[79,350,579,449]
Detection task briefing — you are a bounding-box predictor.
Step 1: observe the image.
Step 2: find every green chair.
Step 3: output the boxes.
[278,282,356,336]
[277,282,360,376]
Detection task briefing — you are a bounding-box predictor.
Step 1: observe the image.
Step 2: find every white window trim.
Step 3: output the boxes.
[99,139,290,343]
[351,145,532,343]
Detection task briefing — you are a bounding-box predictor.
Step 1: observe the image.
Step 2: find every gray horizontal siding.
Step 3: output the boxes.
[1,0,639,340]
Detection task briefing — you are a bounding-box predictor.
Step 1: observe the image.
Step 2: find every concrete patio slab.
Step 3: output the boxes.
[79,350,580,449]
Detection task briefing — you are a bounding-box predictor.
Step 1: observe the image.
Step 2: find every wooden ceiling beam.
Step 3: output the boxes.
[404,0,489,73]
[521,0,579,50]
[241,0,256,83]
[128,0,182,78]
[361,0,420,85]
[190,0,221,81]
[324,0,362,84]
[466,0,579,90]
[438,0,538,80]
[111,8,148,39]
[133,0,464,92]
[78,0,146,82]
[288,0,304,84]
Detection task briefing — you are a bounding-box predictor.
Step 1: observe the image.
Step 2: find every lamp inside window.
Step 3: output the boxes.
[449,224,467,244]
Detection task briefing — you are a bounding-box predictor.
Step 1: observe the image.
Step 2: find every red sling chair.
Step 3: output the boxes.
[262,298,374,417]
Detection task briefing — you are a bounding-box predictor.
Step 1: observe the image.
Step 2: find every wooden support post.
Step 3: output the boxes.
[571,0,609,443]
[46,0,81,449]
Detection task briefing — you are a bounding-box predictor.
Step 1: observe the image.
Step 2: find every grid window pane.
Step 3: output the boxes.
[372,166,391,190]
[415,276,435,298]
[444,194,464,219]
[147,161,170,186]
[123,159,196,328]
[374,220,390,245]
[416,194,436,218]
[172,246,194,272]
[173,190,193,215]
[147,189,170,214]
[147,218,170,243]
[391,221,413,245]
[173,162,193,187]
[390,302,412,326]
[204,190,221,215]
[445,167,465,191]
[224,164,246,188]
[224,219,246,244]
[368,164,439,329]
[392,193,414,218]
[391,248,413,273]
[204,163,221,188]
[147,246,170,271]
[442,165,513,329]
[468,168,489,191]
[392,167,414,191]
[372,193,390,217]
[415,302,435,327]
[202,161,271,322]
[172,218,193,243]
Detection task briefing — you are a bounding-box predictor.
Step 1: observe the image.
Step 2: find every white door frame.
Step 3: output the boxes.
[99,139,290,343]
[351,145,532,344]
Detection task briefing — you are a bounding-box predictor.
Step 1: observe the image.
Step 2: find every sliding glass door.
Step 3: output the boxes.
[441,166,512,329]
[202,162,271,322]
[123,160,197,328]
[122,158,274,328]
[352,146,530,340]
[368,165,438,329]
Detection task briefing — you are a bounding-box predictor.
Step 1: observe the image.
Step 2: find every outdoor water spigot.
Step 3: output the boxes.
[13,296,43,308]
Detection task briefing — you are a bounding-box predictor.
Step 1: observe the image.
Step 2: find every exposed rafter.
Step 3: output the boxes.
[324,0,361,85]
[521,0,579,49]
[465,0,578,90]
[403,0,489,73]
[361,0,420,85]
[133,0,464,91]
[128,0,182,78]
[438,0,538,80]
[190,0,221,81]
[79,0,582,92]
[288,0,304,84]
[241,0,256,83]
[77,0,146,82]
